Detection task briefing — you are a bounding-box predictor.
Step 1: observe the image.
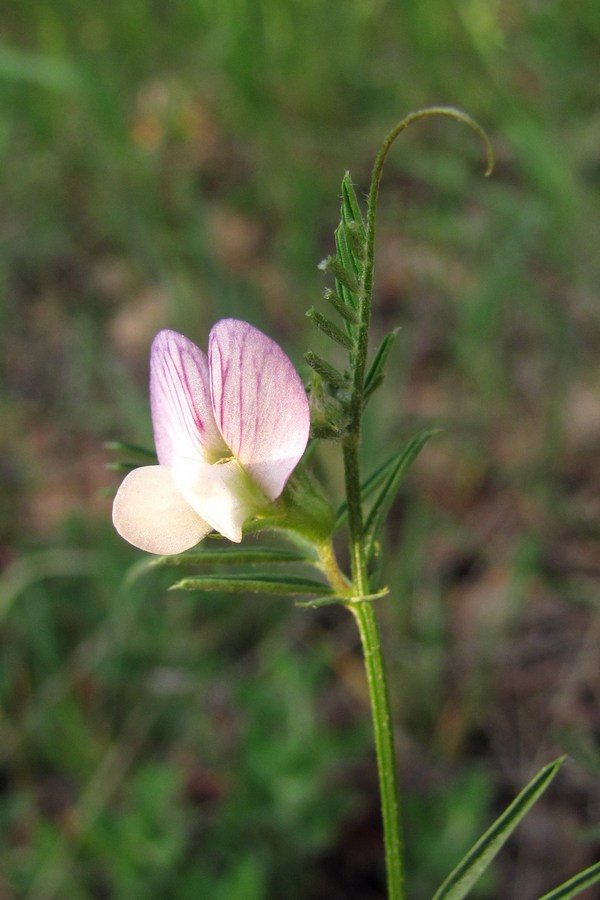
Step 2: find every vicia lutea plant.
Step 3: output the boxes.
[111,108,600,900]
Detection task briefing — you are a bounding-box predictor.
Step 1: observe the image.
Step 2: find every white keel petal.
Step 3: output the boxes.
[173,457,266,543]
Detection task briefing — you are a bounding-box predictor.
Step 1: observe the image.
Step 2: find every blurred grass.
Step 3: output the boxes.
[1,1,600,897]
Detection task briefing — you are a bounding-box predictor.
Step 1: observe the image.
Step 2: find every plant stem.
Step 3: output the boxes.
[350,600,404,900]
[338,119,412,899]
[338,107,493,898]
[316,539,352,596]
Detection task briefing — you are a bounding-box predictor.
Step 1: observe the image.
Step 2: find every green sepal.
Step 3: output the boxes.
[537,860,600,900]
[310,423,348,441]
[269,465,337,543]
[170,574,334,597]
[364,329,400,402]
[307,373,351,440]
[306,307,354,349]
[305,351,349,390]
[432,756,566,900]
[364,428,439,557]
[150,547,317,567]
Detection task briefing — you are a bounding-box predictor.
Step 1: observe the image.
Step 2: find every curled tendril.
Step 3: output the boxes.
[372,105,495,184]
[354,106,494,408]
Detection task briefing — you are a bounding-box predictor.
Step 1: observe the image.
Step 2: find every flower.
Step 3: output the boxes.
[112,319,310,554]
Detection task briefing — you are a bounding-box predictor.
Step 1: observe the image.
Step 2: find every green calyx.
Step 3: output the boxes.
[254,465,336,545]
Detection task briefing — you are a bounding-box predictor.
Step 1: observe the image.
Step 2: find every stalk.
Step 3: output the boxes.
[340,107,492,898]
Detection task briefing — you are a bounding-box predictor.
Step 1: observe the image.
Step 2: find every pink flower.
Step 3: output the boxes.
[112,319,310,554]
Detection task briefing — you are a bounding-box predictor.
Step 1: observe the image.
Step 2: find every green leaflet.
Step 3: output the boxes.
[343,219,366,263]
[324,288,360,324]
[334,174,366,321]
[335,221,361,284]
[364,329,399,402]
[170,574,334,597]
[536,860,600,900]
[305,351,349,390]
[306,307,354,349]
[150,547,317,567]
[364,428,438,557]
[432,757,566,900]
[309,172,366,355]
[334,432,435,532]
[124,546,322,591]
[322,253,358,294]
[340,171,366,244]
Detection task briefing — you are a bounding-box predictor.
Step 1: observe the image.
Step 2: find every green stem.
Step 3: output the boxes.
[337,113,413,899]
[316,539,352,596]
[338,108,492,899]
[350,600,404,900]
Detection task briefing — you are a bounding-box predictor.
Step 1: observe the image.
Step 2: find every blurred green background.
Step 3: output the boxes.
[2,1,600,897]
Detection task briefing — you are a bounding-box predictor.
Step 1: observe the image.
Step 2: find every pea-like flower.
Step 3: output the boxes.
[112,319,310,554]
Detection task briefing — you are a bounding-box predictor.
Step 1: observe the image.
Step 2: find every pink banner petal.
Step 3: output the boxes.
[208,319,310,500]
[150,330,228,467]
[112,465,211,554]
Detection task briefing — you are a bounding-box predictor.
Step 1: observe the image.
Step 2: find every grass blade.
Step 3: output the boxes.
[537,860,600,900]
[432,757,566,900]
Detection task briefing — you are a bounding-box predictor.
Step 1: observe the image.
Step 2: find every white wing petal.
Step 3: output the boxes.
[112,465,211,554]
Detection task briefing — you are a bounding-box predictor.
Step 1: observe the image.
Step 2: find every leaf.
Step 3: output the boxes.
[321,253,359,294]
[305,351,349,390]
[324,288,359,324]
[170,574,335,597]
[432,757,566,900]
[536,860,600,900]
[364,329,399,402]
[335,221,361,284]
[306,307,354,349]
[343,220,366,263]
[334,215,362,317]
[334,442,429,532]
[364,428,438,556]
[151,547,317,567]
[341,171,366,243]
